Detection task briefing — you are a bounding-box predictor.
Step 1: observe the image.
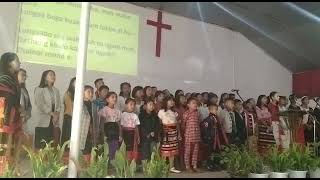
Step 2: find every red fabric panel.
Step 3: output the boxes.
[293,71,312,97]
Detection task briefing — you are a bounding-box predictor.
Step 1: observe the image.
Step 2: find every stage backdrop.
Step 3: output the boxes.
[0,2,292,130]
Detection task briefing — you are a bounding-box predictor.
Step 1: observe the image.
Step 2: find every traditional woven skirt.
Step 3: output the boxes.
[123,127,138,161]
[161,124,179,158]
[257,123,275,154]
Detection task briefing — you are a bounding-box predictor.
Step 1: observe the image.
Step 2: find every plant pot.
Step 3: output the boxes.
[248,173,269,178]
[269,172,289,178]
[289,170,307,178]
[310,168,320,178]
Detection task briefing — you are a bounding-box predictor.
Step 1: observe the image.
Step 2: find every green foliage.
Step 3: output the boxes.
[246,152,267,174]
[111,142,136,178]
[23,140,69,178]
[220,145,251,177]
[267,146,292,172]
[287,143,312,171]
[1,164,16,178]
[80,143,110,178]
[143,143,169,178]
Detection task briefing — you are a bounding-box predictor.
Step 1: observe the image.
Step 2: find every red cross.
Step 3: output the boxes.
[147,11,172,57]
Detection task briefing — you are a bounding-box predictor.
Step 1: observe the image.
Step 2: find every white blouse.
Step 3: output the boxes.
[98,106,121,123]
[158,109,178,125]
[121,112,140,128]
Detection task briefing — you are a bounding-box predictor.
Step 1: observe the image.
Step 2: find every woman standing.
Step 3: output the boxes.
[60,77,76,148]
[16,68,32,166]
[256,95,275,154]
[34,70,61,149]
[0,52,22,173]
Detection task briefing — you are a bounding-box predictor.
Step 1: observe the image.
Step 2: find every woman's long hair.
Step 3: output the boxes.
[162,95,175,112]
[0,52,18,76]
[67,77,76,101]
[119,82,131,98]
[39,70,55,88]
[256,95,267,109]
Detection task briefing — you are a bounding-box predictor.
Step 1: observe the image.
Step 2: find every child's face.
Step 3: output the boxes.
[136,90,143,99]
[99,88,109,99]
[107,94,117,106]
[157,93,164,102]
[203,93,209,102]
[272,93,280,102]
[146,101,155,112]
[302,97,309,105]
[84,89,93,101]
[122,84,131,95]
[279,98,286,106]
[152,87,157,96]
[225,100,234,111]
[210,97,218,105]
[96,80,104,89]
[146,87,153,97]
[126,101,136,112]
[18,70,27,84]
[167,99,175,108]
[188,100,198,111]
[235,102,243,111]
[209,106,218,115]
[197,95,203,103]
[180,96,187,106]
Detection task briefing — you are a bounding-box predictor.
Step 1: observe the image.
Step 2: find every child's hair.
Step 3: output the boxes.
[224,98,234,103]
[119,82,131,97]
[155,90,164,98]
[132,86,143,98]
[84,85,94,91]
[234,99,242,105]
[257,95,267,108]
[106,91,117,99]
[125,97,136,105]
[208,103,218,111]
[174,89,184,98]
[279,96,287,101]
[98,85,109,92]
[162,95,175,112]
[144,97,155,105]
[94,78,103,86]
[187,97,198,105]
[143,86,152,96]
[269,91,278,100]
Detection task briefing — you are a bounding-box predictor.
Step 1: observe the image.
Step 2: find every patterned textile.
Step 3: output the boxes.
[184,142,199,168]
[183,110,201,143]
[256,106,275,154]
[161,124,179,157]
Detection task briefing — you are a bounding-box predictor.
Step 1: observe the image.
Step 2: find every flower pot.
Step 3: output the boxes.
[248,173,269,178]
[289,170,307,178]
[310,168,320,178]
[269,172,289,178]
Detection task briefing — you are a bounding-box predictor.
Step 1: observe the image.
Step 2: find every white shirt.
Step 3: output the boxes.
[121,112,140,128]
[158,109,178,125]
[300,106,311,124]
[98,106,121,123]
[219,109,235,134]
[198,105,209,121]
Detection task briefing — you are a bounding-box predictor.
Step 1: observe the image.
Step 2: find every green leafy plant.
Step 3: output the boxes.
[307,142,320,171]
[143,143,169,178]
[220,145,251,177]
[246,152,267,174]
[23,140,69,178]
[111,142,136,178]
[80,143,110,178]
[1,164,16,178]
[288,143,312,171]
[267,146,292,173]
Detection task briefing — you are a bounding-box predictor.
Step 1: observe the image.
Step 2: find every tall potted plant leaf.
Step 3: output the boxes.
[308,142,320,178]
[267,146,291,178]
[288,143,311,178]
[111,142,136,178]
[247,152,269,178]
[143,143,169,178]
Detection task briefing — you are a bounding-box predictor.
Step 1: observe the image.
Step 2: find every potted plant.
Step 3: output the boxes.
[287,143,311,178]
[221,145,250,178]
[111,142,136,178]
[143,143,169,178]
[247,152,269,178]
[308,142,320,178]
[23,140,69,178]
[267,146,292,178]
[80,143,111,178]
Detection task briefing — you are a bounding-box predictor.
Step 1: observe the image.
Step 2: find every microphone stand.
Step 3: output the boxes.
[311,99,320,145]
[234,90,245,102]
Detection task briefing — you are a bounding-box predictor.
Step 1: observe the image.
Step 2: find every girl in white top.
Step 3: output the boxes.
[121,98,140,161]
[158,96,181,174]
[116,82,131,112]
[98,91,122,160]
[132,86,144,115]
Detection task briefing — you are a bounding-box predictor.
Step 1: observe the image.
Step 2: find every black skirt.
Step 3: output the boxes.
[104,122,119,141]
[34,119,54,149]
[60,115,72,149]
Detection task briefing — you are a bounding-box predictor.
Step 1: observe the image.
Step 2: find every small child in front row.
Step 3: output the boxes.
[183,97,201,173]
[139,98,160,166]
[98,92,122,161]
[121,98,140,161]
[201,103,229,171]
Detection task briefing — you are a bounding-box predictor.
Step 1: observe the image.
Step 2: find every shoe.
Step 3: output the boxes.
[170,167,181,173]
